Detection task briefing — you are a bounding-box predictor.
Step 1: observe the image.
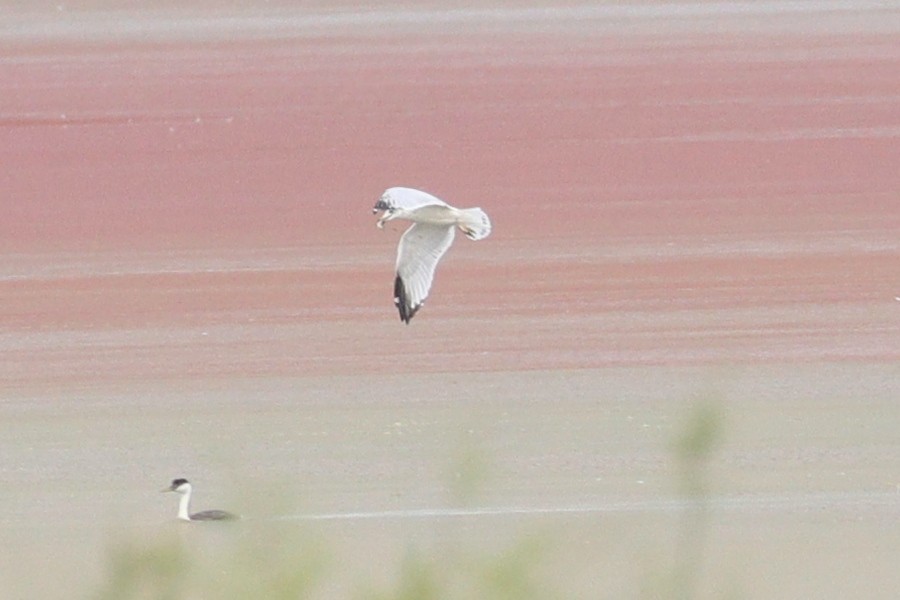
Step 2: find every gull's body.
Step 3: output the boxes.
[162,478,239,522]
[373,187,491,323]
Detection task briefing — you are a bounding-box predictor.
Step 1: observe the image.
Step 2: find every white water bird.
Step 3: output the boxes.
[162,478,239,521]
[373,187,491,323]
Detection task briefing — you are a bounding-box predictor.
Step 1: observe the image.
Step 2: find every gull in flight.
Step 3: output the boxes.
[373,187,491,323]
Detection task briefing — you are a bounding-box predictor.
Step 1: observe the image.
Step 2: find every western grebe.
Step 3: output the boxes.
[162,478,239,521]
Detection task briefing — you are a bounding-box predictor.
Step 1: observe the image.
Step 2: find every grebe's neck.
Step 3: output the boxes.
[177,487,193,521]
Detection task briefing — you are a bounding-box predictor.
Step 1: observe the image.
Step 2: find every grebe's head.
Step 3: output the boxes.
[163,478,192,494]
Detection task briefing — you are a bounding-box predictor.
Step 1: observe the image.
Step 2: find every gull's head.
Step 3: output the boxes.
[373,192,395,228]
[163,478,192,494]
[372,193,392,214]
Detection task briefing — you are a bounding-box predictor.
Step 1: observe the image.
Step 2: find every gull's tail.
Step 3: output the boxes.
[456,207,491,241]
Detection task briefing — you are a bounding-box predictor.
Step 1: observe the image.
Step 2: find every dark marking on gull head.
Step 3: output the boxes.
[373,198,392,214]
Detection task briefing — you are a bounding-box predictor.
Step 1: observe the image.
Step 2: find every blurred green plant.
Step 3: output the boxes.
[361,550,443,600]
[91,536,189,600]
[472,531,553,600]
[673,401,723,498]
[444,434,491,507]
[92,525,328,600]
[642,399,727,600]
[359,533,554,600]
[201,525,329,599]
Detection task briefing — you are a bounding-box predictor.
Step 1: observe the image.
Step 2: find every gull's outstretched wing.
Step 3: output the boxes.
[394,222,456,323]
[375,187,450,213]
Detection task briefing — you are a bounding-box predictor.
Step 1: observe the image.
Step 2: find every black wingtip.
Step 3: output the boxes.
[394,275,411,324]
[394,275,422,324]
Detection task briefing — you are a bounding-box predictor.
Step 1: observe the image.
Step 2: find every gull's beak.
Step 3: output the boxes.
[160,485,174,493]
[372,200,392,228]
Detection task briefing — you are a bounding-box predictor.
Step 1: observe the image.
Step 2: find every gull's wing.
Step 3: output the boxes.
[394,222,456,323]
[378,187,450,212]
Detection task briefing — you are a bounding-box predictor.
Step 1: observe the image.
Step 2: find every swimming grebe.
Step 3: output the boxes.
[162,478,239,521]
